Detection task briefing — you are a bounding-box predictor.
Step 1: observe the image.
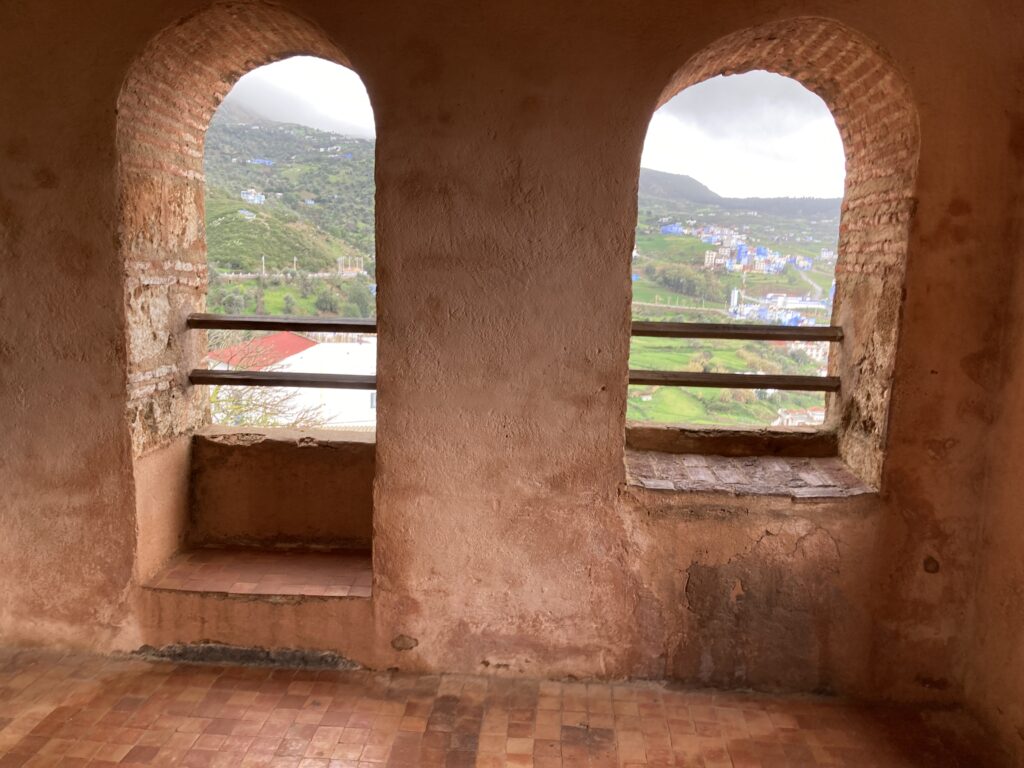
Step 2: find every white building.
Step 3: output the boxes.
[208,332,378,431]
[240,188,265,205]
[277,337,377,430]
[773,407,826,427]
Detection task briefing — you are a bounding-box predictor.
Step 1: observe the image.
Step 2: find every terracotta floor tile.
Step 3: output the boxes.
[0,650,997,767]
[145,550,373,599]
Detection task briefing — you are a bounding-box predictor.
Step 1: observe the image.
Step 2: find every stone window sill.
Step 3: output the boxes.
[198,424,375,444]
[625,449,874,499]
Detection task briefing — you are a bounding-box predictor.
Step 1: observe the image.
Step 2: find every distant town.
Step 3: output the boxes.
[628,169,840,428]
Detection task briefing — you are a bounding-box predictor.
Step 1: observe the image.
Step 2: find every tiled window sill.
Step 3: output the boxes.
[625,449,873,499]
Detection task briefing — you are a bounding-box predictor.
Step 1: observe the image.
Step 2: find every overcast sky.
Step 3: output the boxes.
[224,56,376,138]
[227,57,845,199]
[643,71,846,198]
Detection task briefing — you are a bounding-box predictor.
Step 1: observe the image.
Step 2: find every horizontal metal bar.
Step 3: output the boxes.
[189,315,837,342]
[630,321,842,342]
[193,368,833,392]
[629,370,840,392]
[188,313,377,334]
[189,369,376,390]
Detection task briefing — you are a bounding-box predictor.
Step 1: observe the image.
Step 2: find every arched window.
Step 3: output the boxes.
[630,71,843,431]
[199,56,377,433]
[627,19,919,487]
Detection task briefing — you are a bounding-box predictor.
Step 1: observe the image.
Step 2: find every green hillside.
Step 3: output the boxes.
[205,191,348,273]
[639,168,842,218]
[204,115,375,275]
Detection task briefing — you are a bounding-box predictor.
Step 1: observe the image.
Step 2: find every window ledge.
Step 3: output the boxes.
[197,424,375,445]
[625,449,873,499]
[145,548,373,600]
[625,423,837,457]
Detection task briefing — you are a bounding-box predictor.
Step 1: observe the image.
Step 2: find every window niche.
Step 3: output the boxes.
[626,17,920,489]
[200,56,377,434]
[117,4,374,585]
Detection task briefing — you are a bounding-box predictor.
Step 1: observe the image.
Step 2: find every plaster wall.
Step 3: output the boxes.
[189,427,374,549]
[962,81,1024,763]
[0,1,1020,750]
[135,437,192,583]
[966,358,1024,764]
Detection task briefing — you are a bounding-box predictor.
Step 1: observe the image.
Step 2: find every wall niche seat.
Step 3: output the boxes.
[145,548,372,600]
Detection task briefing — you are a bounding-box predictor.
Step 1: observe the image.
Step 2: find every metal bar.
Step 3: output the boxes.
[630,321,842,342]
[628,370,840,392]
[187,313,377,334]
[189,369,376,390]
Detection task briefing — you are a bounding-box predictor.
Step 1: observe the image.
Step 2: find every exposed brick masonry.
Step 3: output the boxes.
[117,3,347,456]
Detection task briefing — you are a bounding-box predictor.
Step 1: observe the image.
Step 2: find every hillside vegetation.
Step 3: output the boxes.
[639,168,842,218]
[204,109,375,275]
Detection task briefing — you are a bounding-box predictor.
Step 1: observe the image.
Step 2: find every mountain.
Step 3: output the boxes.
[217,76,372,138]
[210,97,269,127]
[204,114,375,274]
[639,168,842,218]
[638,169,722,206]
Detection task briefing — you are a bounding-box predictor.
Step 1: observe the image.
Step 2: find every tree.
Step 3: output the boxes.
[315,290,340,314]
[282,294,296,315]
[699,348,715,373]
[254,284,266,315]
[209,381,328,429]
[223,292,245,315]
[784,264,801,287]
[206,331,329,429]
[347,282,373,317]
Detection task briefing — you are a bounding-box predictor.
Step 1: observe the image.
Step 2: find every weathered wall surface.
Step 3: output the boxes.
[0,1,1021,755]
[190,428,374,549]
[965,363,1024,764]
[117,3,347,459]
[862,0,1024,712]
[962,78,1024,764]
[0,1,138,651]
[134,437,192,584]
[629,491,880,694]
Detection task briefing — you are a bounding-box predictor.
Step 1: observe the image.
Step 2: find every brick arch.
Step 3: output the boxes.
[117,2,350,456]
[656,17,920,485]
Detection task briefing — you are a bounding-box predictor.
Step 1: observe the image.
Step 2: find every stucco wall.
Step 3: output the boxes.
[0,0,1021,756]
[962,99,1024,764]
[189,427,374,549]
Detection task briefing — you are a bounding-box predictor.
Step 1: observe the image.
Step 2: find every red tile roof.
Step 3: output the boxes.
[206,331,316,370]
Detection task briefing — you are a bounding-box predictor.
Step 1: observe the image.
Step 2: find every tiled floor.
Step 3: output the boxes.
[625,451,873,498]
[146,550,373,598]
[0,649,989,767]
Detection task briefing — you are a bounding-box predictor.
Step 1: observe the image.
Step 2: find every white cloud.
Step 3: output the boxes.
[233,56,376,138]
[641,72,846,198]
